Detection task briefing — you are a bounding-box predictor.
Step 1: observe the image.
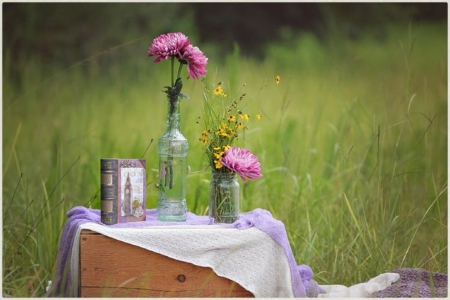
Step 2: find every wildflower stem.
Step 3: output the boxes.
[177,63,184,81]
[170,56,175,87]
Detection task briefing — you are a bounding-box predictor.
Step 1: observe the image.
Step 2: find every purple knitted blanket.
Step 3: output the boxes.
[372,268,448,298]
[46,206,323,297]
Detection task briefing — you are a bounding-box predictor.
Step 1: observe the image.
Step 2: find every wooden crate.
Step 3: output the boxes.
[79,230,254,297]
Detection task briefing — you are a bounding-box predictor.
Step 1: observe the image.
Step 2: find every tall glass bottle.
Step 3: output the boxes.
[157,101,188,221]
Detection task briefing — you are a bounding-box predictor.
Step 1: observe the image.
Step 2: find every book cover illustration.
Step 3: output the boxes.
[101,158,146,225]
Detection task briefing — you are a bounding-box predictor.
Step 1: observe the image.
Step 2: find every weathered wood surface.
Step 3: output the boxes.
[79,230,254,297]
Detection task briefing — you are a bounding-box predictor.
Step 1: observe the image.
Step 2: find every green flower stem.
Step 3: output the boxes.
[165,103,178,190]
[210,172,239,223]
[170,56,175,87]
[163,57,186,191]
[177,62,184,80]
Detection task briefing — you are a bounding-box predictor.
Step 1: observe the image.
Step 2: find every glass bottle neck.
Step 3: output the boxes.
[166,101,181,132]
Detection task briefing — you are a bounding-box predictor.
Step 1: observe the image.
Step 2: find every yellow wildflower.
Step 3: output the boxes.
[199,136,208,146]
[239,112,249,121]
[216,128,224,136]
[228,115,236,122]
[276,75,280,84]
[214,86,223,95]
[214,160,223,169]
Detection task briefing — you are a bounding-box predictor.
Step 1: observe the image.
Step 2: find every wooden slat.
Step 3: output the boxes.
[79,230,254,297]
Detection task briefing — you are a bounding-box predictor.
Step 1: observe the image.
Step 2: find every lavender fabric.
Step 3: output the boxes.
[371,268,448,298]
[233,209,325,297]
[47,207,102,297]
[47,206,322,297]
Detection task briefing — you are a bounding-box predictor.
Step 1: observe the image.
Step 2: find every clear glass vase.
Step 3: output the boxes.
[157,101,188,221]
[209,171,240,223]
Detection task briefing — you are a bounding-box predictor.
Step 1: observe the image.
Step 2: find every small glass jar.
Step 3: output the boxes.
[209,171,240,223]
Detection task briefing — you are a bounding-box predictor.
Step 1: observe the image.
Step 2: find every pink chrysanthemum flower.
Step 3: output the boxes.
[179,44,208,80]
[148,32,190,63]
[221,147,262,182]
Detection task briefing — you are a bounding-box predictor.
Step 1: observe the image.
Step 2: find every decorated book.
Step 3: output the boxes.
[100,158,146,225]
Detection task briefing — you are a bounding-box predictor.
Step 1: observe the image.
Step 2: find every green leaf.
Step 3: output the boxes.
[179,92,190,100]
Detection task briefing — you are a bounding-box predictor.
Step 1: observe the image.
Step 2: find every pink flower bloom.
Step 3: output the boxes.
[221,147,262,182]
[148,32,190,63]
[179,44,208,80]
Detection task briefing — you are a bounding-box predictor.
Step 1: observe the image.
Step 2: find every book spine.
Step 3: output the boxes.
[100,159,118,225]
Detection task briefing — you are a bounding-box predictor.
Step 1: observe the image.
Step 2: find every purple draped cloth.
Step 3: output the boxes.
[46,206,324,297]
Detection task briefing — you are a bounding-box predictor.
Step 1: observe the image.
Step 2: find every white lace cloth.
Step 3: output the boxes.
[66,223,399,298]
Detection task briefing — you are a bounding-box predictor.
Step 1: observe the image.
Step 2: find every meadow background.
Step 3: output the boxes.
[2,3,447,297]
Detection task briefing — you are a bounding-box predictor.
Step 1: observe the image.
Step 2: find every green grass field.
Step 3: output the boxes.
[3,21,447,297]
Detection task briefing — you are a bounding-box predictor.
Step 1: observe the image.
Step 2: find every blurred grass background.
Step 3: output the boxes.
[2,3,447,297]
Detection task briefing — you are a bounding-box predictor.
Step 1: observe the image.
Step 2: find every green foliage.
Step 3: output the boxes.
[3,22,447,296]
[3,3,197,65]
